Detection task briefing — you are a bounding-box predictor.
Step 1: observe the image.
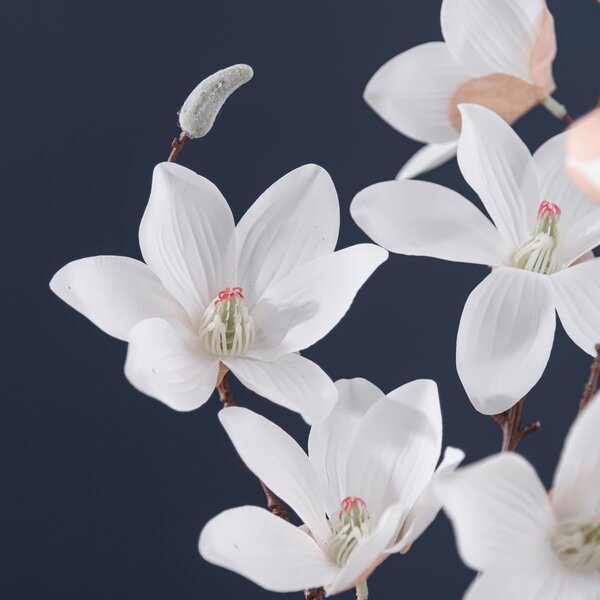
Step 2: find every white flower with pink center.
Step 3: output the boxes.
[351,104,600,415]
[439,396,600,598]
[199,378,463,597]
[364,0,557,179]
[50,162,388,424]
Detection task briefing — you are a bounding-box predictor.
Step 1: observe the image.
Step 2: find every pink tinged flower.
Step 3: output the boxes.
[49,163,388,424]
[351,104,600,415]
[438,395,600,599]
[567,108,600,202]
[364,0,556,180]
[199,378,464,596]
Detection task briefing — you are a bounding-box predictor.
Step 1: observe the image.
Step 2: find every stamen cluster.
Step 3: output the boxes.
[552,516,600,573]
[326,497,372,566]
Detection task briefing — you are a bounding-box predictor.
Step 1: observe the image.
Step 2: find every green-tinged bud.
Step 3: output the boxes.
[178,64,254,138]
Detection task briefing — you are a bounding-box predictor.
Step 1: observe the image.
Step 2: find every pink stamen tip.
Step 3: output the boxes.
[340,497,366,514]
[538,201,561,220]
[215,287,245,304]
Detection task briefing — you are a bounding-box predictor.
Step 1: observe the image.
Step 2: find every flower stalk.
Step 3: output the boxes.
[491,398,541,452]
[579,344,600,413]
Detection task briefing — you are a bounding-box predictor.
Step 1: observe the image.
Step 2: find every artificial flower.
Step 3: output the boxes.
[566,108,600,202]
[351,104,600,415]
[364,0,556,179]
[50,162,387,424]
[439,395,600,599]
[199,378,463,597]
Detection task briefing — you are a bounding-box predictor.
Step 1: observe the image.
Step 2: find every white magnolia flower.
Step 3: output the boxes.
[567,108,600,202]
[351,104,600,415]
[200,378,463,596]
[364,0,556,179]
[50,163,388,424]
[440,395,600,599]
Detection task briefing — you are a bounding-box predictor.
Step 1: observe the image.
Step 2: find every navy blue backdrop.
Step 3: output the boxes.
[5,1,600,598]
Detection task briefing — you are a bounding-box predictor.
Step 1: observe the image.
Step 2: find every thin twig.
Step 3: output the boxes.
[216,375,236,408]
[167,133,190,162]
[579,344,600,413]
[491,397,541,452]
[304,588,326,600]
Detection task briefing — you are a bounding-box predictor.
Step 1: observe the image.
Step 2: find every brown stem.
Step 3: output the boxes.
[217,374,326,599]
[491,397,541,452]
[167,133,190,162]
[579,344,600,413]
[562,113,574,126]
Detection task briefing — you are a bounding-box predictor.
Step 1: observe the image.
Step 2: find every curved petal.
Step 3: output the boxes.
[225,354,337,426]
[308,378,384,516]
[235,164,340,309]
[463,568,593,600]
[457,268,555,415]
[124,318,219,411]
[551,259,600,356]
[396,141,459,180]
[139,162,236,326]
[441,0,550,84]
[345,380,442,519]
[457,104,539,250]
[327,501,406,596]
[351,179,509,266]
[50,256,188,341]
[199,506,337,592]
[533,132,600,265]
[388,446,465,553]
[250,244,388,358]
[364,42,468,144]
[218,407,330,544]
[439,453,555,572]
[553,393,600,520]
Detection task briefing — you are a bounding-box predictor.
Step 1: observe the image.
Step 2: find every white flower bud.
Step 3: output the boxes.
[178,64,253,139]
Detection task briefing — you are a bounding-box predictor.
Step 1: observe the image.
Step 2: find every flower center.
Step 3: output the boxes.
[197,287,255,357]
[513,201,562,275]
[326,497,372,566]
[551,515,600,573]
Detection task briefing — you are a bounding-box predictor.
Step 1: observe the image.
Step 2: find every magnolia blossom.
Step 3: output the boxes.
[364,0,556,179]
[199,378,463,596]
[351,104,600,415]
[567,108,600,202]
[50,163,388,424]
[440,396,600,599]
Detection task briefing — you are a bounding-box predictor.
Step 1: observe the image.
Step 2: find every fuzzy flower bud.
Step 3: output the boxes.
[178,64,254,139]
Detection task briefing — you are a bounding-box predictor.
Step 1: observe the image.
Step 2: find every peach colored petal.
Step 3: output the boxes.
[566,162,600,203]
[448,73,541,131]
[528,0,557,95]
[572,250,595,266]
[567,108,600,161]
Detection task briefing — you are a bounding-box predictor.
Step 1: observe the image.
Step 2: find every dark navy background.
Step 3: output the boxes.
[5,1,600,598]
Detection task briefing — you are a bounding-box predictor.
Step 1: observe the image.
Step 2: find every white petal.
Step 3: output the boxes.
[250,244,388,357]
[441,0,548,83]
[457,268,555,415]
[389,446,465,553]
[50,256,188,341]
[551,259,600,356]
[464,568,595,600]
[396,141,459,180]
[457,104,539,250]
[364,42,467,144]
[533,132,600,266]
[139,162,236,325]
[235,164,340,309]
[225,354,337,425]
[553,392,600,520]
[124,318,218,411]
[199,506,338,592]
[327,502,407,596]
[439,453,555,572]
[218,407,330,544]
[351,179,509,266]
[308,378,384,516]
[345,380,442,518]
